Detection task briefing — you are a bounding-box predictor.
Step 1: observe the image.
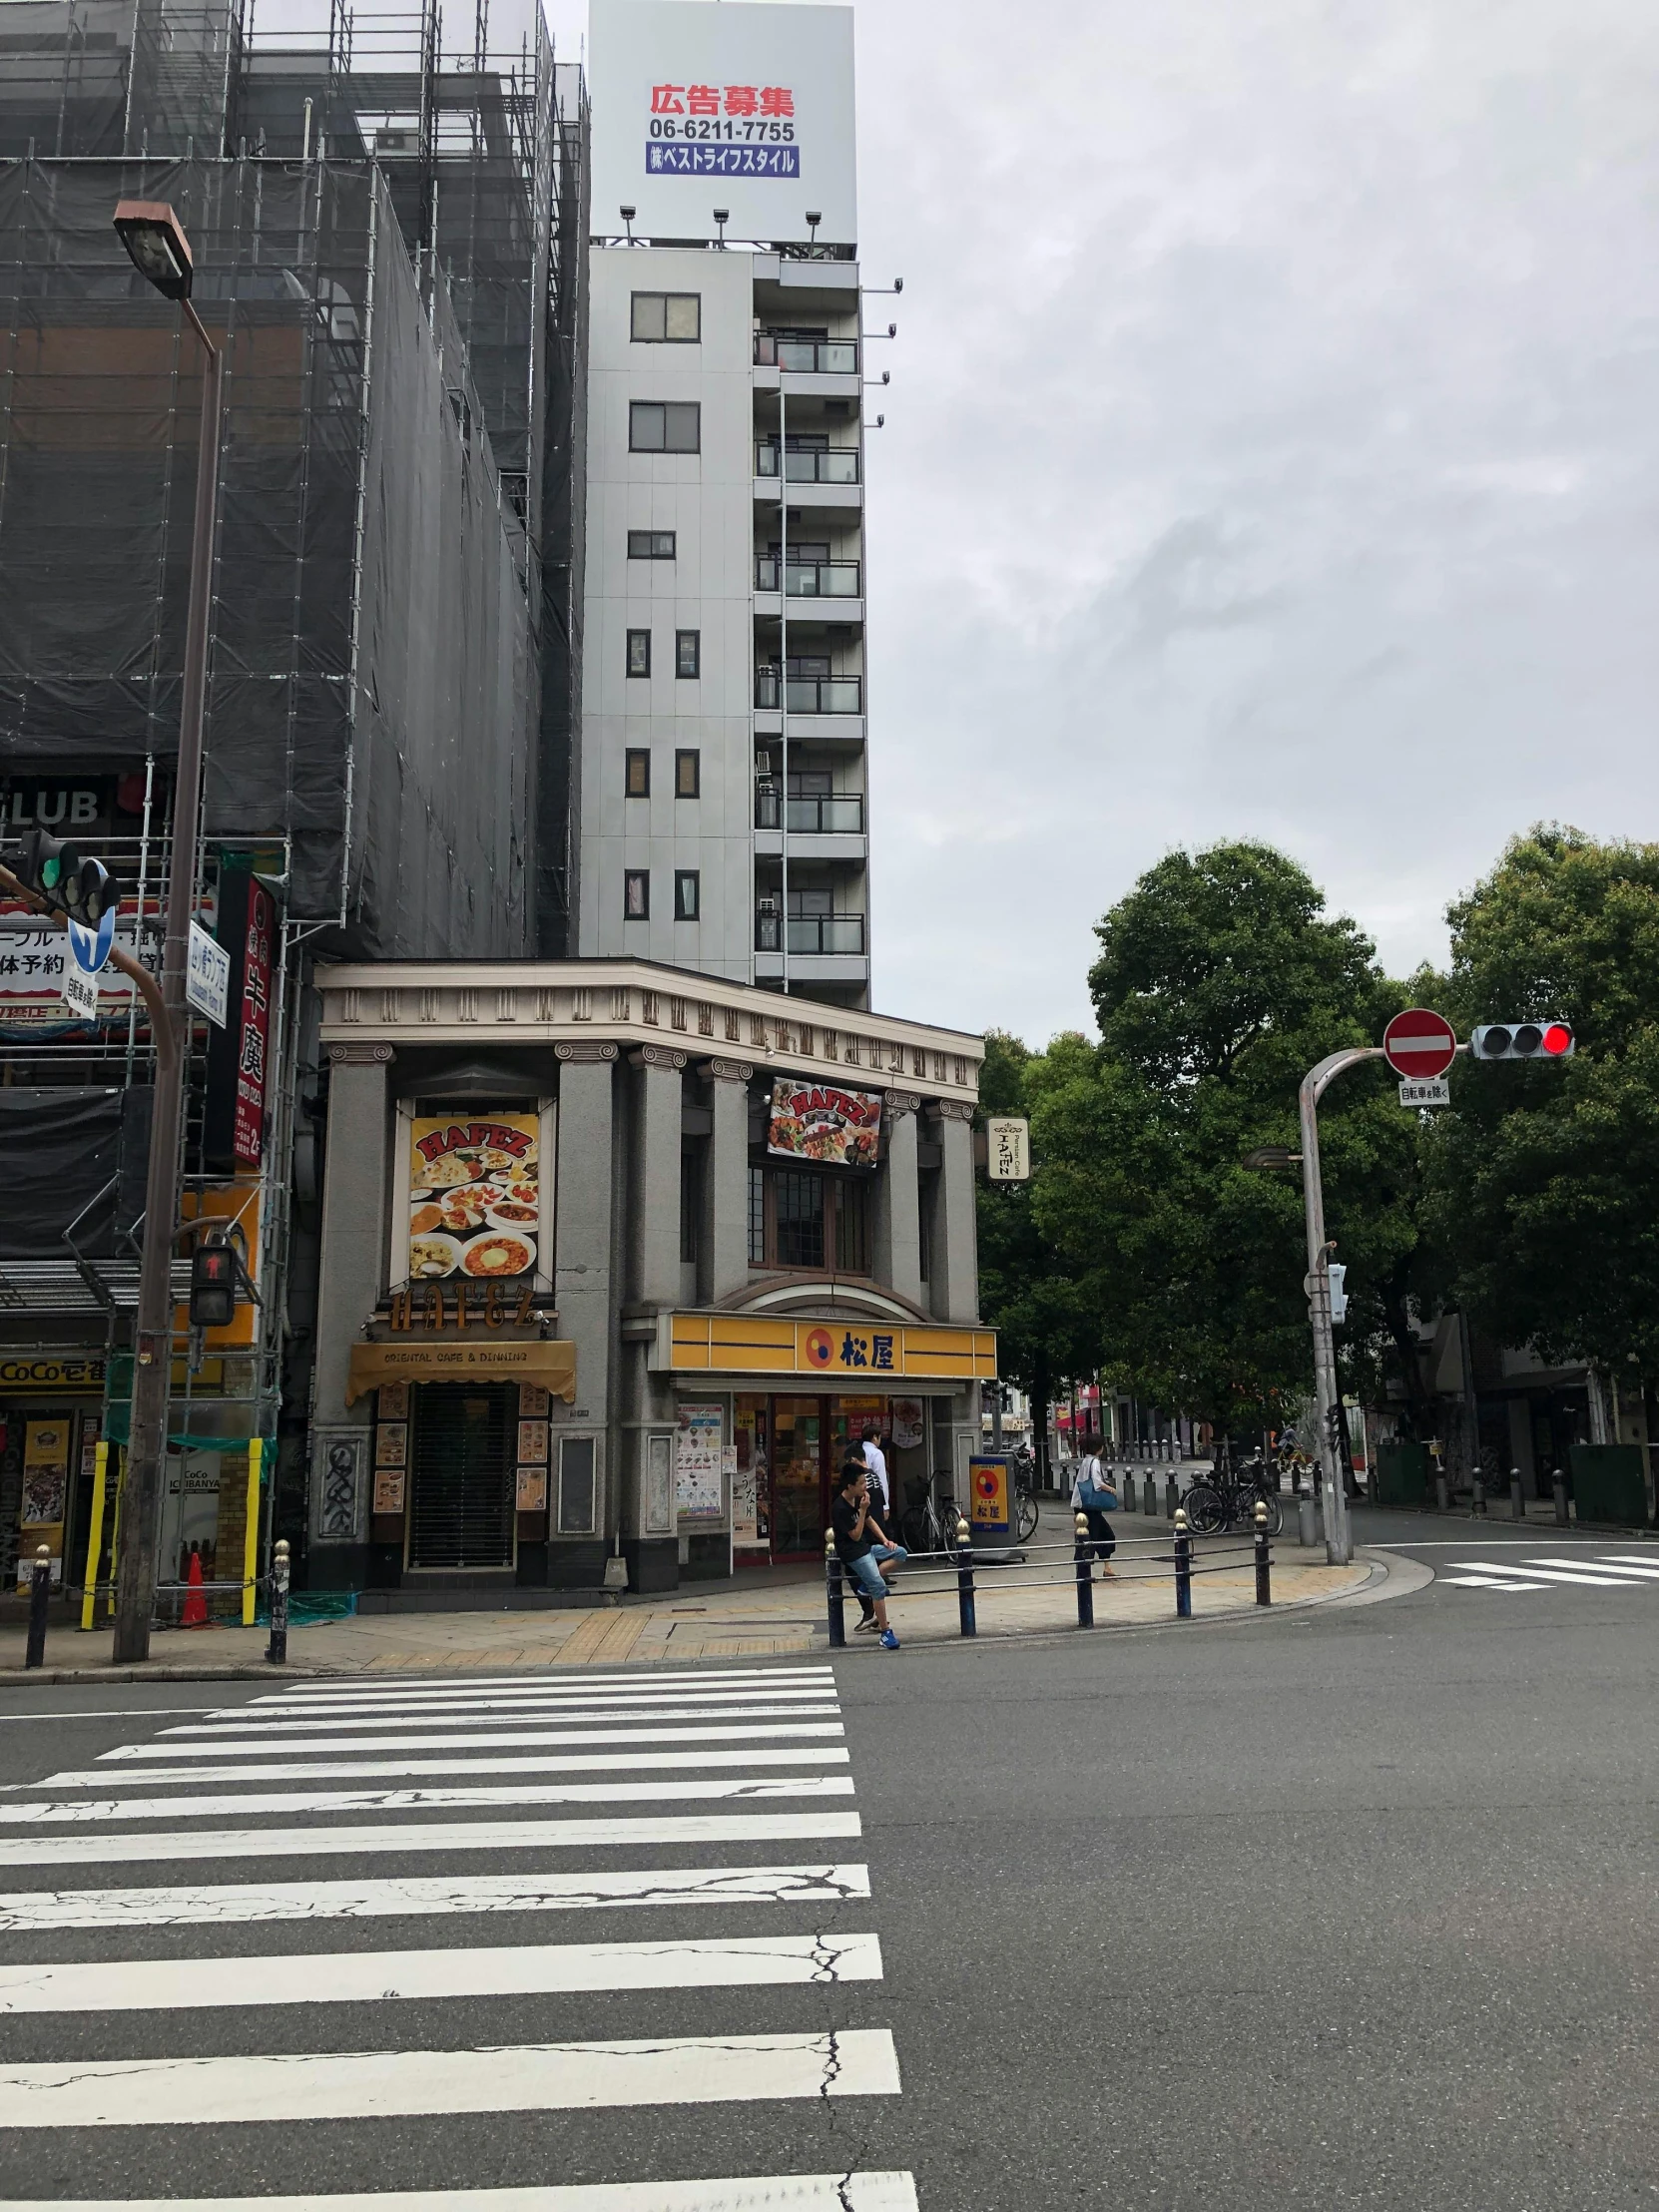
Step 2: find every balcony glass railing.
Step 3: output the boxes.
[755,556,860,598]
[756,445,860,484]
[755,912,866,955]
[754,669,862,715]
[754,333,859,373]
[755,791,865,833]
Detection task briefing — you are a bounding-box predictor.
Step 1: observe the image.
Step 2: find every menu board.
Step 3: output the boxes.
[407,1114,540,1284]
[676,1400,725,1520]
[766,1078,882,1167]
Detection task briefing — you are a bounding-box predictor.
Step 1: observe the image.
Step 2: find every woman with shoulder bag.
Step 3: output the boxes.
[1070,1431,1118,1578]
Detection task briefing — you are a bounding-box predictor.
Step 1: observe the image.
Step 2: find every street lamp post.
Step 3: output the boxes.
[110,201,223,1663]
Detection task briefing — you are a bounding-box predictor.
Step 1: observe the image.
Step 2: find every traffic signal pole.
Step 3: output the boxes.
[114,301,222,1664]
[1297,1047,1386,1566]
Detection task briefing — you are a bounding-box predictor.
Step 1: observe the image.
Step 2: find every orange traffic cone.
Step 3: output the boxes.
[182,1545,209,1628]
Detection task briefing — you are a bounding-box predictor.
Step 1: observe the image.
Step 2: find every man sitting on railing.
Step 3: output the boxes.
[831,1457,906,1651]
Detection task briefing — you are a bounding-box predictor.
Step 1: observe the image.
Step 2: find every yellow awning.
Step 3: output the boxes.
[346,1339,577,1404]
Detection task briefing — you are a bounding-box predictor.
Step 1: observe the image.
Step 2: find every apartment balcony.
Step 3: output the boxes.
[753,334,858,374]
[753,788,867,862]
[754,555,860,599]
[755,911,866,955]
[757,444,859,485]
[754,668,861,715]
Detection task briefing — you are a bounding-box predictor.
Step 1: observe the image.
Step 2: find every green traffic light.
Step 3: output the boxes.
[41,853,62,889]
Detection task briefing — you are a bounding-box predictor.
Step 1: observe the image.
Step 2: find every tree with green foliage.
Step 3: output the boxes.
[1425,826,1659,1387]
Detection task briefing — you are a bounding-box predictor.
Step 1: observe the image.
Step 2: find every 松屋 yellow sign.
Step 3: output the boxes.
[667,1314,996,1382]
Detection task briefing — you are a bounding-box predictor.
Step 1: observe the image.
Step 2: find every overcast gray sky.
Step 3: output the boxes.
[560,0,1658,1041]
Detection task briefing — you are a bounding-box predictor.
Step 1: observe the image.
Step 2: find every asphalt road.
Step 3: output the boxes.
[0,1525,1655,2209]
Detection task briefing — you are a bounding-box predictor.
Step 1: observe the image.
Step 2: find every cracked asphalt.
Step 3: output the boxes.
[0,1521,1656,2207]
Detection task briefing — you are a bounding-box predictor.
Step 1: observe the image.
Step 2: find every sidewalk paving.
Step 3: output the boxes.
[0,1508,1377,1680]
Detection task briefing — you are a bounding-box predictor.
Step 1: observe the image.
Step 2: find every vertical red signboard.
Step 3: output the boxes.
[232,882,273,1168]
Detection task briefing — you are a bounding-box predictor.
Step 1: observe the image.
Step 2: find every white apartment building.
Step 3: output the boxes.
[578,0,871,1008]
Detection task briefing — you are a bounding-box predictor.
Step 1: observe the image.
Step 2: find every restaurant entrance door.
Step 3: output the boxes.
[770,1395,826,1557]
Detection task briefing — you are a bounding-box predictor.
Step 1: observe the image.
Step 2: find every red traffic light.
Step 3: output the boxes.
[1541,1023,1573,1056]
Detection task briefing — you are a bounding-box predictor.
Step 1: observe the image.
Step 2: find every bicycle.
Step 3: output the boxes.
[898,1485,963,1559]
[1014,1475,1041,1543]
[1182,1469,1284,1538]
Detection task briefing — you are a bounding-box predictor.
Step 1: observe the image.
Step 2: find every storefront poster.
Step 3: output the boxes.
[733,1397,769,1546]
[969,1455,1010,1533]
[516,1464,548,1512]
[20,1419,67,1528]
[675,1400,725,1520]
[766,1078,882,1168]
[374,1424,407,1468]
[372,1466,406,1514]
[407,1113,541,1285]
[890,1397,924,1451]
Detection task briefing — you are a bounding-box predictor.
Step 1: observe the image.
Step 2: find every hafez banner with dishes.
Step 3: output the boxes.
[767,1077,881,1168]
[588,0,856,247]
[407,1115,541,1284]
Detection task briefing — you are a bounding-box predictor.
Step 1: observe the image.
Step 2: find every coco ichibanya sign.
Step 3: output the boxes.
[589,0,856,244]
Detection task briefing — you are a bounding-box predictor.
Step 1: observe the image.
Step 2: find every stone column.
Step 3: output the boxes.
[553,1040,617,1579]
[876,1089,922,1306]
[705,1057,754,1302]
[308,1041,393,1589]
[623,1043,686,1592]
[931,1099,979,1325]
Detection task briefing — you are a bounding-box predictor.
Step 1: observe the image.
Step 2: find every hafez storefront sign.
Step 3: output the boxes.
[588,0,856,246]
[767,1077,881,1168]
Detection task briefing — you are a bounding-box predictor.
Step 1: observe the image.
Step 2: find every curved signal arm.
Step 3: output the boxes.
[0,859,176,1076]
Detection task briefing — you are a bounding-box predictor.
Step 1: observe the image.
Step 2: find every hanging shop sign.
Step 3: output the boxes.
[234,882,275,1165]
[385,1281,542,1332]
[345,1337,577,1403]
[407,1113,541,1284]
[675,1400,725,1520]
[667,1313,997,1382]
[766,1078,882,1168]
[889,1396,924,1450]
[0,1356,108,1394]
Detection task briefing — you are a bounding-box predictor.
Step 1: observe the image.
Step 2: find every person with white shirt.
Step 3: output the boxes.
[1069,1431,1117,1579]
[860,1427,889,1519]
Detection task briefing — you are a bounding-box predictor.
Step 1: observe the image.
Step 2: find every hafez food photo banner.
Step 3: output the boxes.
[406,1114,541,1286]
[588,0,856,246]
[767,1078,881,1168]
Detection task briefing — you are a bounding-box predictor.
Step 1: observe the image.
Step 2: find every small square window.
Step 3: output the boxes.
[630,400,701,453]
[625,749,650,798]
[675,749,701,799]
[627,529,677,559]
[631,291,701,343]
[676,630,701,680]
[674,869,701,922]
[626,629,651,678]
[624,869,650,920]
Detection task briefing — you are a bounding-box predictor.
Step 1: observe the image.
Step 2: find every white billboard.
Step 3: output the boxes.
[589,0,856,249]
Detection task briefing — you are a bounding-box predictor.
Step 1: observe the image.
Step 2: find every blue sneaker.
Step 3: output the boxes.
[879,1627,900,1650]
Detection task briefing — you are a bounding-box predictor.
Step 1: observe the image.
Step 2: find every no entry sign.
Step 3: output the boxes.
[1382,1008,1457,1081]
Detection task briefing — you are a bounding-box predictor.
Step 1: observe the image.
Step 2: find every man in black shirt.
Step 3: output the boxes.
[830,1457,906,1649]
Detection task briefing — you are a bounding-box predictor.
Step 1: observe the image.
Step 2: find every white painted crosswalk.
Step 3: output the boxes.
[1441,1550,1659,1593]
[0,1660,913,2205]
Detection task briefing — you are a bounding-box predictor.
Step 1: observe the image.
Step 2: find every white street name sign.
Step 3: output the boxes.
[1398,1077,1450,1109]
[187,920,231,1027]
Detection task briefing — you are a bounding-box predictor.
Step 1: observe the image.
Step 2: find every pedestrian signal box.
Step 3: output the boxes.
[189,1234,238,1330]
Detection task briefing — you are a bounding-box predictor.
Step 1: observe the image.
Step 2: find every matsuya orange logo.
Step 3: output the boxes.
[805,1328,833,1369]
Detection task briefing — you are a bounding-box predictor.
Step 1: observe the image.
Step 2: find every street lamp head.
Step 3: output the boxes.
[114,200,194,299]
[1243,1145,1303,1170]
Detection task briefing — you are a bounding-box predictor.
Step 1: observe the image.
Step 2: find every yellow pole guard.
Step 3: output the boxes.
[80,1438,110,1633]
[243,1436,263,1627]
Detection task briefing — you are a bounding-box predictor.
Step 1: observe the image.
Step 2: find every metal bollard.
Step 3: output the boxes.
[1471,1475,1486,1516]
[1291,1459,1304,1497]
[956,1515,976,1638]
[825,1528,845,1650]
[1074,1510,1094,1629]
[1174,1507,1192,1619]
[1143,1471,1158,1517]
[1164,1472,1178,1520]
[24,1544,51,1670]
[1509,1469,1524,1521]
[1552,1473,1568,1524]
[1434,1472,1449,1513]
[1254,1499,1272,1607]
[1298,1492,1317,1548]
[265,1538,290,1666]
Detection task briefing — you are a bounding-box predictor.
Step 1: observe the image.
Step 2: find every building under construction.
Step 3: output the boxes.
[0,0,589,1607]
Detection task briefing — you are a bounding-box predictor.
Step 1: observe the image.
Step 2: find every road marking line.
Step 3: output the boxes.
[165,1704,842,1739]
[0,2029,903,2126]
[1457,1560,1652,1587]
[17,1748,852,1793]
[0,1810,861,1870]
[1598,1555,1659,1572]
[0,2175,918,2211]
[0,1708,224,1723]
[1527,1555,1659,1579]
[0,1932,884,2012]
[101,1723,846,1762]
[0,1862,871,1931]
[250,1667,836,1702]
[1441,1574,1552,1591]
[0,1777,856,1826]
[246,1682,838,1715]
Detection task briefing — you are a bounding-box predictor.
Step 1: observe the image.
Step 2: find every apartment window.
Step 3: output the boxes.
[750,1165,873,1276]
[630,401,701,453]
[632,291,701,343]
[835,1177,871,1274]
[675,749,701,798]
[626,629,651,678]
[624,749,650,798]
[624,869,650,920]
[676,629,701,680]
[748,1165,766,1265]
[680,1144,704,1265]
[627,529,677,559]
[674,869,701,922]
[774,1169,826,1271]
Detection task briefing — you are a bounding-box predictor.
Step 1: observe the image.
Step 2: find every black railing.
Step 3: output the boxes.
[754,912,866,954]
[754,669,861,714]
[755,555,860,598]
[754,791,864,833]
[754,333,858,373]
[757,444,860,484]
